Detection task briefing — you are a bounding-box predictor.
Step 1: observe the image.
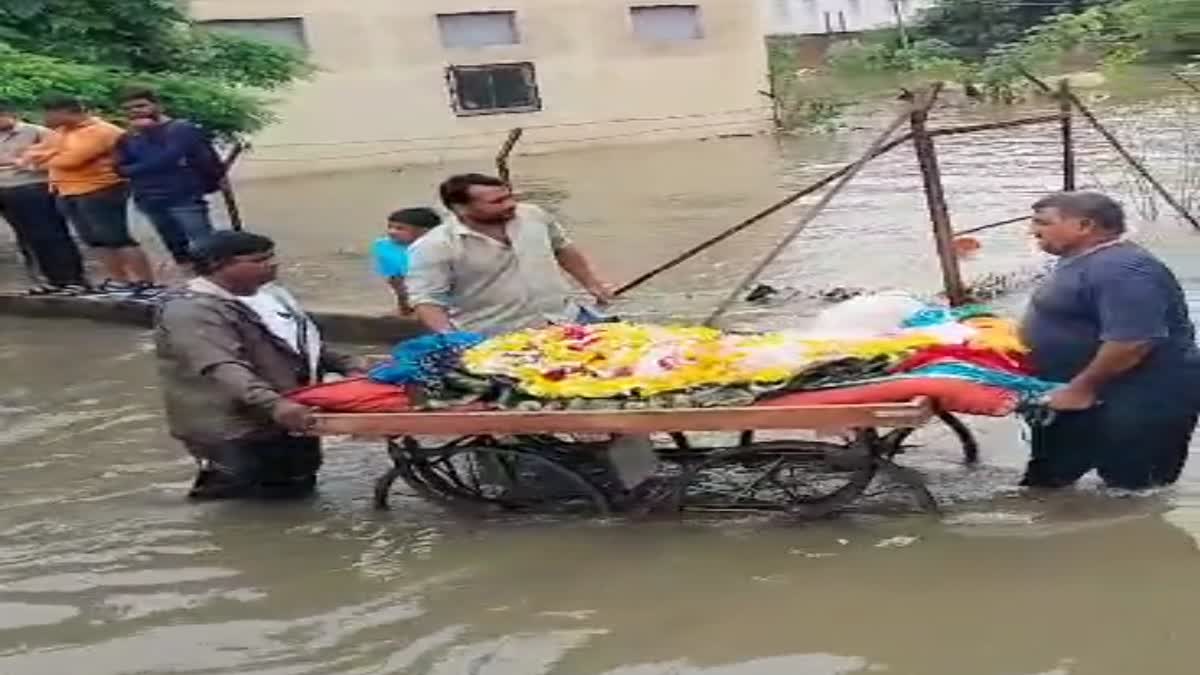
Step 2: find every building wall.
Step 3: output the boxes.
[762,0,933,36]
[189,0,771,178]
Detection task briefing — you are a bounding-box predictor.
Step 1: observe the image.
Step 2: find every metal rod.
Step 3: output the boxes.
[953,215,1027,237]
[220,142,247,232]
[1020,67,1200,231]
[615,132,915,297]
[702,89,928,326]
[1059,80,1076,191]
[909,84,967,306]
[496,128,524,184]
[928,114,1060,139]
[1172,71,1200,96]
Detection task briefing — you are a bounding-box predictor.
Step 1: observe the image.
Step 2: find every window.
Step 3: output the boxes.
[437,11,519,48]
[199,18,308,51]
[447,63,541,116]
[630,5,703,42]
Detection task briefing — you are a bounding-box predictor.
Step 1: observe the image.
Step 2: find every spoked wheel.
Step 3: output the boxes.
[672,439,878,519]
[404,444,613,517]
[375,436,475,509]
[889,410,980,464]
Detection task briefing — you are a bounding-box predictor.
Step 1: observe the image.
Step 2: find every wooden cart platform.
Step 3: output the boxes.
[313,397,973,519]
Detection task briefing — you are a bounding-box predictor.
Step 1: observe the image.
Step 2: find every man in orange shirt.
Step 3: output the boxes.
[24,96,156,294]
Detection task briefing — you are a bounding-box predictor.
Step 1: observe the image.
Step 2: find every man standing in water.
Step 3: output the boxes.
[406,173,613,336]
[1021,191,1200,490]
[155,231,364,499]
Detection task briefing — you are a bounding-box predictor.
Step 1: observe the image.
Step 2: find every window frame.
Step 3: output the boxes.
[197,17,310,52]
[435,10,521,49]
[445,62,543,117]
[628,4,705,42]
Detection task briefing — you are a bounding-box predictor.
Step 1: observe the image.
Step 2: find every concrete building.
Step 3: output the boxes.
[763,0,933,36]
[188,0,771,177]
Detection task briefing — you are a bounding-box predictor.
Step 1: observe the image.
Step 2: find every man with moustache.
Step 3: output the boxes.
[406,173,613,337]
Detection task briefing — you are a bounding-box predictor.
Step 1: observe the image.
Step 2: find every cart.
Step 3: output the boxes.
[312,397,979,519]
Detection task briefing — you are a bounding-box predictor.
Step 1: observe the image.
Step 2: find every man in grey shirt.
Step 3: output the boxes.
[1020,191,1200,490]
[0,102,86,291]
[407,173,613,336]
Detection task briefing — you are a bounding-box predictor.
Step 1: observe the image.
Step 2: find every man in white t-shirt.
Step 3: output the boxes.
[155,231,364,499]
[407,173,614,336]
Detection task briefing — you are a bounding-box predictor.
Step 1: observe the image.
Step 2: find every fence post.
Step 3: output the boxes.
[1059,79,1076,191]
[909,92,968,306]
[220,142,247,232]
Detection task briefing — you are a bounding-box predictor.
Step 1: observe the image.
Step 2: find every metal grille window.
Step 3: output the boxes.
[447,63,541,116]
[629,5,704,41]
[437,11,520,48]
[198,18,308,51]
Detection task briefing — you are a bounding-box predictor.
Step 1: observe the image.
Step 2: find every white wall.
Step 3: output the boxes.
[763,0,933,36]
[189,0,771,178]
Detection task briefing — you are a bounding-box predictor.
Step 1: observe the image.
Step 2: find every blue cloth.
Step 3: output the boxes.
[371,238,410,279]
[902,304,993,328]
[899,362,1059,402]
[116,120,214,204]
[369,332,485,385]
[1021,242,1200,409]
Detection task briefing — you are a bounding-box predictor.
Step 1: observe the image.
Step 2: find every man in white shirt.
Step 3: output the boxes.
[407,173,613,336]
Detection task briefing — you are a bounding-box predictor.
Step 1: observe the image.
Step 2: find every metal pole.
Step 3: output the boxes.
[1172,71,1200,96]
[892,0,911,49]
[496,128,524,184]
[220,142,247,232]
[1059,79,1076,191]
[909,87,968,306]
[703,91,926,326]
[1021,67,1200,231]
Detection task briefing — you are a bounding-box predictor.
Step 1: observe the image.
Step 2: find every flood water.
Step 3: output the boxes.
[6,97,1200,674]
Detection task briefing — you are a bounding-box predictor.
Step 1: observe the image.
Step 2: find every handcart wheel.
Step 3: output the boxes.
[889,410,980,464]
[404,443,613,517]
[671,439,877,519]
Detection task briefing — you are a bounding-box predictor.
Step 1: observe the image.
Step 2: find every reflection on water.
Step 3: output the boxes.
[5,99,1200,674]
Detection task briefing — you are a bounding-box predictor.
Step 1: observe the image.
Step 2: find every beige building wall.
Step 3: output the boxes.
[189,0,771,178]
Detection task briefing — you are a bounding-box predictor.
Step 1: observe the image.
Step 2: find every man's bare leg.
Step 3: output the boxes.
[92,248,130,283]
[118,246,155,284]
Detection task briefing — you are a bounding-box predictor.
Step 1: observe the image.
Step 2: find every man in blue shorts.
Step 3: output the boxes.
[1020,191,1200,490]
[371,207,440,315]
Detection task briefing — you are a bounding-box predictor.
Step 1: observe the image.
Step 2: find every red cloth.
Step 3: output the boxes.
[757,378,1019,417]
[288,378,412,413]
[891,345,1032,375]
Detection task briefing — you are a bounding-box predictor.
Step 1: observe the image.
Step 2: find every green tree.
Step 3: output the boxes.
[912,0,1108,59]
[0,0,311,139]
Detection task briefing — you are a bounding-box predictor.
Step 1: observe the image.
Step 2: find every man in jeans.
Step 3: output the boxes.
[0,103,87,293]
[116,87,221,270]
[25,95,156,294]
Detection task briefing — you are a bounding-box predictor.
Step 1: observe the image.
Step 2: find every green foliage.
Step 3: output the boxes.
[0,0,310,137]
[0,45,274,139]
[826,0,1200,102]
[912,0,1105,59]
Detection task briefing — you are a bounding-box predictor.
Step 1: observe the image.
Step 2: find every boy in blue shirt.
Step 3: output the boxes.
[372,208,441,314]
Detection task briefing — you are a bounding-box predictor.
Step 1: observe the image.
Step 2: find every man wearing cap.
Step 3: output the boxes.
[154,231,365,499]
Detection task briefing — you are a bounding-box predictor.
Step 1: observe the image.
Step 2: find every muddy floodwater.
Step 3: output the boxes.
[5,99,1200,674]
